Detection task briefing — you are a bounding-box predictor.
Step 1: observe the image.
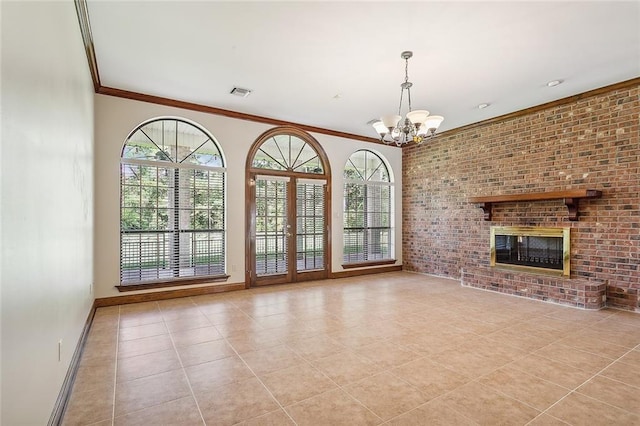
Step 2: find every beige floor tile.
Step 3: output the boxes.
[73,362,116,394]
[429,347,504,379]
[117,333,173,359]
[92,306,120,324]
[65,273,640,426]
[170,326,222,347]
[79,352,116,369]
[607,311,640,328]
[85,328,118,346]
[240,344,305,376]
[344,371,428,420]
[312,350,382,385]
[546,392,640,425]
[478,365,570,411]
[117,348,181,381]
[176,339,235,367]
[115,369,191,417]
[285,334,345,360]
[86,420,113,426]
[387,398,478,426]
[204,309,253,325]
[261,363,337,406]
[197,377,280,426]
[161,309,205,323]
[600,360,640,387]
[113,396,203,426]
[533,342,613,373]
[509,354,594,389]
[285,388,382,426]
[327,327,386,348]
[158,297,196,309]
[573,328,640,348]
[486,326,562,352]
[119,322,168,342]
[254,312,297,329]
[577,375,640,415]
[164,314,212,333]
[458,336,526,362]
[258,319,319,339]
[238,409,295,426]
[119,312,164,328]
[185,354,255,395]
[80,341,117,366]
[618,348,640,367]
[226,331,283,353]
[213,318,264,337]
[526,414,571,425]
[558,334,630,359]
[119,301,159,314]
[391,357,470,400]
[439,381,540,425]
[353,340,421,369]
[392,330,459,356]
[62,385,113,426]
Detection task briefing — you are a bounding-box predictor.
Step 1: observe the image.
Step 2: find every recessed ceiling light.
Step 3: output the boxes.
[547,80,562,87]
[478,103,490,109]
[230,87,252,97]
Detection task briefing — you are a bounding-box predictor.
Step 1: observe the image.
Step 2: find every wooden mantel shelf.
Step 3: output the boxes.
[469,189,602,221]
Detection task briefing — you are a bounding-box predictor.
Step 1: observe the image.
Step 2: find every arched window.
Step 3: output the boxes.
[120,118,226,286]
[343,150,394,264]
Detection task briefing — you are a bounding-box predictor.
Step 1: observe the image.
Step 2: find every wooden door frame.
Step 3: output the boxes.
[245,126,332,288]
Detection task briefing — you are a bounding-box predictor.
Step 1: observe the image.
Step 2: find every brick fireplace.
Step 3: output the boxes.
[402,81,639,312]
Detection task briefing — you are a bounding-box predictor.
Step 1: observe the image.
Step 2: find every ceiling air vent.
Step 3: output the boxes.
[230,87,252,97]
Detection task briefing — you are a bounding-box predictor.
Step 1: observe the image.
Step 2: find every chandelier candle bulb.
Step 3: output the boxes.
[373,51,444,146]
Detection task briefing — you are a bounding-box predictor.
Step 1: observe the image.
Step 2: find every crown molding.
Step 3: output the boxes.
[75,0,639,148]
[96,86,382,144]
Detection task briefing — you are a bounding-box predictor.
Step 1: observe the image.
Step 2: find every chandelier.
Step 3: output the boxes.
[372,51,444,146]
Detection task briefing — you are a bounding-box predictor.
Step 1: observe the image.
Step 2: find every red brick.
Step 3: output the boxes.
[403,84,639,312]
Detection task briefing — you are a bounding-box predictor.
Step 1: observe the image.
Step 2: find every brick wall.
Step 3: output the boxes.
[402,82,639,311]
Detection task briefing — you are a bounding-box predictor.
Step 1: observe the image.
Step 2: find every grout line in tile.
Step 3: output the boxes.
[163,298,207,426]
[526,342,640,425]
[191,297,300,426]
[110,305,121,426]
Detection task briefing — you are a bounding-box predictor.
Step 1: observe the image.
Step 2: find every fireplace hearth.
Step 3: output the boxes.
[490,226,570,276]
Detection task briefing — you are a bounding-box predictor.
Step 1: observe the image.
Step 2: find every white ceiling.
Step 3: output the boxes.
[86,1,640,139]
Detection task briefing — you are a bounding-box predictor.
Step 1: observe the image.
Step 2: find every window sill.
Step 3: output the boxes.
[341,259,397,269]
[116,274,230,292]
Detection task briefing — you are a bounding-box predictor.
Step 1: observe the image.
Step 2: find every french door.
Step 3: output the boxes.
[249,175,328,286]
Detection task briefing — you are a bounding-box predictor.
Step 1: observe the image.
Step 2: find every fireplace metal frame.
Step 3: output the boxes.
[490,226,570,277]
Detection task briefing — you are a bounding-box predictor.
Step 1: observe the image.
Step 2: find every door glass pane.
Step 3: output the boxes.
[296,181,325,271]
[255,178,288,276]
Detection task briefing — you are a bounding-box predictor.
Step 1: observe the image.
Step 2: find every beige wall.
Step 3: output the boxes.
[1,1,95,424]
[94,95,403,299]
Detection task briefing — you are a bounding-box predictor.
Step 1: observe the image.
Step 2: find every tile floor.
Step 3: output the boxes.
[62,272,640,426]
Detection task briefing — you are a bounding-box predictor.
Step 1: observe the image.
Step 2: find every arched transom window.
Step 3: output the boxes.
[251,133,324,174]
[343,150,394,264]
[120,118,226,286]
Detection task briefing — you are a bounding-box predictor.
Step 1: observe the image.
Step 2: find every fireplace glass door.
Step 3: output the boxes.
[491,226,570,276]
